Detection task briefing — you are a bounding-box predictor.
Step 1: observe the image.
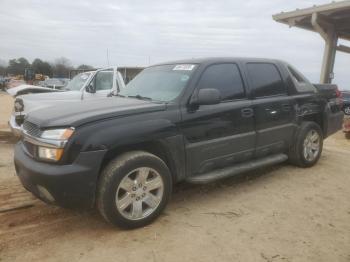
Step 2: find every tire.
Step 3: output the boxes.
[344,106,350,115]
[288,121,323,168]
[97,151,172,229]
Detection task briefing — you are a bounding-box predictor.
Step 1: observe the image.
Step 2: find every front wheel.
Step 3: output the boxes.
[289,122,323,167]
[97,151,172,229]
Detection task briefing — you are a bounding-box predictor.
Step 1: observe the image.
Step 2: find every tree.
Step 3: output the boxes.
[52,57,73,78]
[32,58,52,77]
[77,64,94,70]
[7,57,30,75]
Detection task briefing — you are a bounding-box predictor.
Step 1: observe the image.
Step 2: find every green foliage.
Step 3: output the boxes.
[32,58,53,77]
[77,64,94,70]
[7,57,30,75]
[1,57,94,78]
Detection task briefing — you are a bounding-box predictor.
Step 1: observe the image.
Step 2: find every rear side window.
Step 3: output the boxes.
[247,63,286,97]
[287,65,316,93]
[288,66,305,83]
[197,63,245,101]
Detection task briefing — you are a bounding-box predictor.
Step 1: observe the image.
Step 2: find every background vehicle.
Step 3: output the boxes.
[9,67,125,135]
[343,116,350,139]
[341,91,350,115]
[0,76,10,91]
[14,58,343,228]
[38,78,69,89]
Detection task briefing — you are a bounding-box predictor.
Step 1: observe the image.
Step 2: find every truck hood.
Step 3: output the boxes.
[7,85,63,97]
[19,90,81,101]
[18,91,87,114]
[27,97,166,128]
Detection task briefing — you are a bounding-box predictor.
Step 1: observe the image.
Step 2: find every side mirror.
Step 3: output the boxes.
[194,88,221,105]
[85,83,95,93]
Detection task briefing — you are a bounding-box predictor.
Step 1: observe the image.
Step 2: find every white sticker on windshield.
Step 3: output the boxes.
[173,64,195,71]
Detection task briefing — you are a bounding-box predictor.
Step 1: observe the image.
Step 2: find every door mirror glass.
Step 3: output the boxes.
[195,88,221,105]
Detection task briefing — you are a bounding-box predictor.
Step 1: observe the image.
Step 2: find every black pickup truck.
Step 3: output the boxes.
[14,58,343,228]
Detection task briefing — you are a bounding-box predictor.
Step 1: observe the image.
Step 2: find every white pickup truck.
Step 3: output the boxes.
[9,67,126,136]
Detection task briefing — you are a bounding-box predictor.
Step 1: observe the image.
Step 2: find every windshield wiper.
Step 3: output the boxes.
[127,94,152,101]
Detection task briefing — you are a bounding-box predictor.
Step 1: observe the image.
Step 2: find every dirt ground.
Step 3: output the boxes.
[0,92,349,261]
[0,92,13,130]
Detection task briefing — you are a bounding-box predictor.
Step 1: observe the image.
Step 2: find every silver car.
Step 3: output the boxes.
[9,67,125,136]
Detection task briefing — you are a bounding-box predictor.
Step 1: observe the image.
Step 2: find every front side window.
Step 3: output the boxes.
[95,70,114,91]
[119,64,196,102]
[196,63,245,101]
[247,63,286,97]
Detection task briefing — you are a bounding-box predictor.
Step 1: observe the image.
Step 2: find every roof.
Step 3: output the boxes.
[273,1,350,41]
[153,57,285,66]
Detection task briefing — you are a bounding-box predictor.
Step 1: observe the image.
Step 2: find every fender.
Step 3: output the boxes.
[82,118,178,151]
[67,111,187,182]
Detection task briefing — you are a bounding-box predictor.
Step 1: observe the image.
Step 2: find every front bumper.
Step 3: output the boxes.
[14,142,107,209]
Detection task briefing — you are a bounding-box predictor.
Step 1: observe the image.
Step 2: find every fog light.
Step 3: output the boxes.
[37,185,55,202]
[38,147,64,161]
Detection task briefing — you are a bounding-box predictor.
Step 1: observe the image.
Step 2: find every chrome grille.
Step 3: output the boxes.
[22,121,42,137]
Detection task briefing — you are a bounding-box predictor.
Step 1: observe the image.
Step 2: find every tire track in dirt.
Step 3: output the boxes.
[0,180,83,248]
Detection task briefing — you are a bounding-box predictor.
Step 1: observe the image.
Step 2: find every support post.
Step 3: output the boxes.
[320,33,338,83]
[311,13,338,84]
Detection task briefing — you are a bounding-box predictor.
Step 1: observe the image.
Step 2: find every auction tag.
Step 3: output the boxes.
[173,64,195,71]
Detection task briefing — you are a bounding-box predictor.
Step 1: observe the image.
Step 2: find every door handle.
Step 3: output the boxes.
[241,108,254,118]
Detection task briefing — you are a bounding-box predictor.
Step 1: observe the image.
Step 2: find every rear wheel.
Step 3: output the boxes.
[97,151,172,228]
[289,122,323,167]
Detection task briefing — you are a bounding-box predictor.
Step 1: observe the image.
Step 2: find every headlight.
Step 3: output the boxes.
[14,99,24,112]
[38,147,64,161]
[41,128,74,140]
[36,128,74,161]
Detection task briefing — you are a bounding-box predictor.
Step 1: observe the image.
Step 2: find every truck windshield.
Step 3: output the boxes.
[65,72,91,91]
[119,64,197,102]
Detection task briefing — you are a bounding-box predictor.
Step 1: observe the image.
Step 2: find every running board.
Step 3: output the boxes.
[186,154,288,184]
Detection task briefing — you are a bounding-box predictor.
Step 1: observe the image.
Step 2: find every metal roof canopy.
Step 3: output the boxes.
[273,1,350,84]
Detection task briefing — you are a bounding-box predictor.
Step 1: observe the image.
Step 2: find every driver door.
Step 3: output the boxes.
[180,63,255,176]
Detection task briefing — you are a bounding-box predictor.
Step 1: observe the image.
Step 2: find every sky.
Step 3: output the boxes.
[0,0,349,88]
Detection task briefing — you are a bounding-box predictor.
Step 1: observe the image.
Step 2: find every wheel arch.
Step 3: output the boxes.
[98,137,186,186]
[300,113,325,136]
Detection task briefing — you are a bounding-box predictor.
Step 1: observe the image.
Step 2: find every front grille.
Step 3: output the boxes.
[22,121,43,137]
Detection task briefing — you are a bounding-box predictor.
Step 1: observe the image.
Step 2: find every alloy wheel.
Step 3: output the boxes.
[116,167,164,220]
[303,129,320,162]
